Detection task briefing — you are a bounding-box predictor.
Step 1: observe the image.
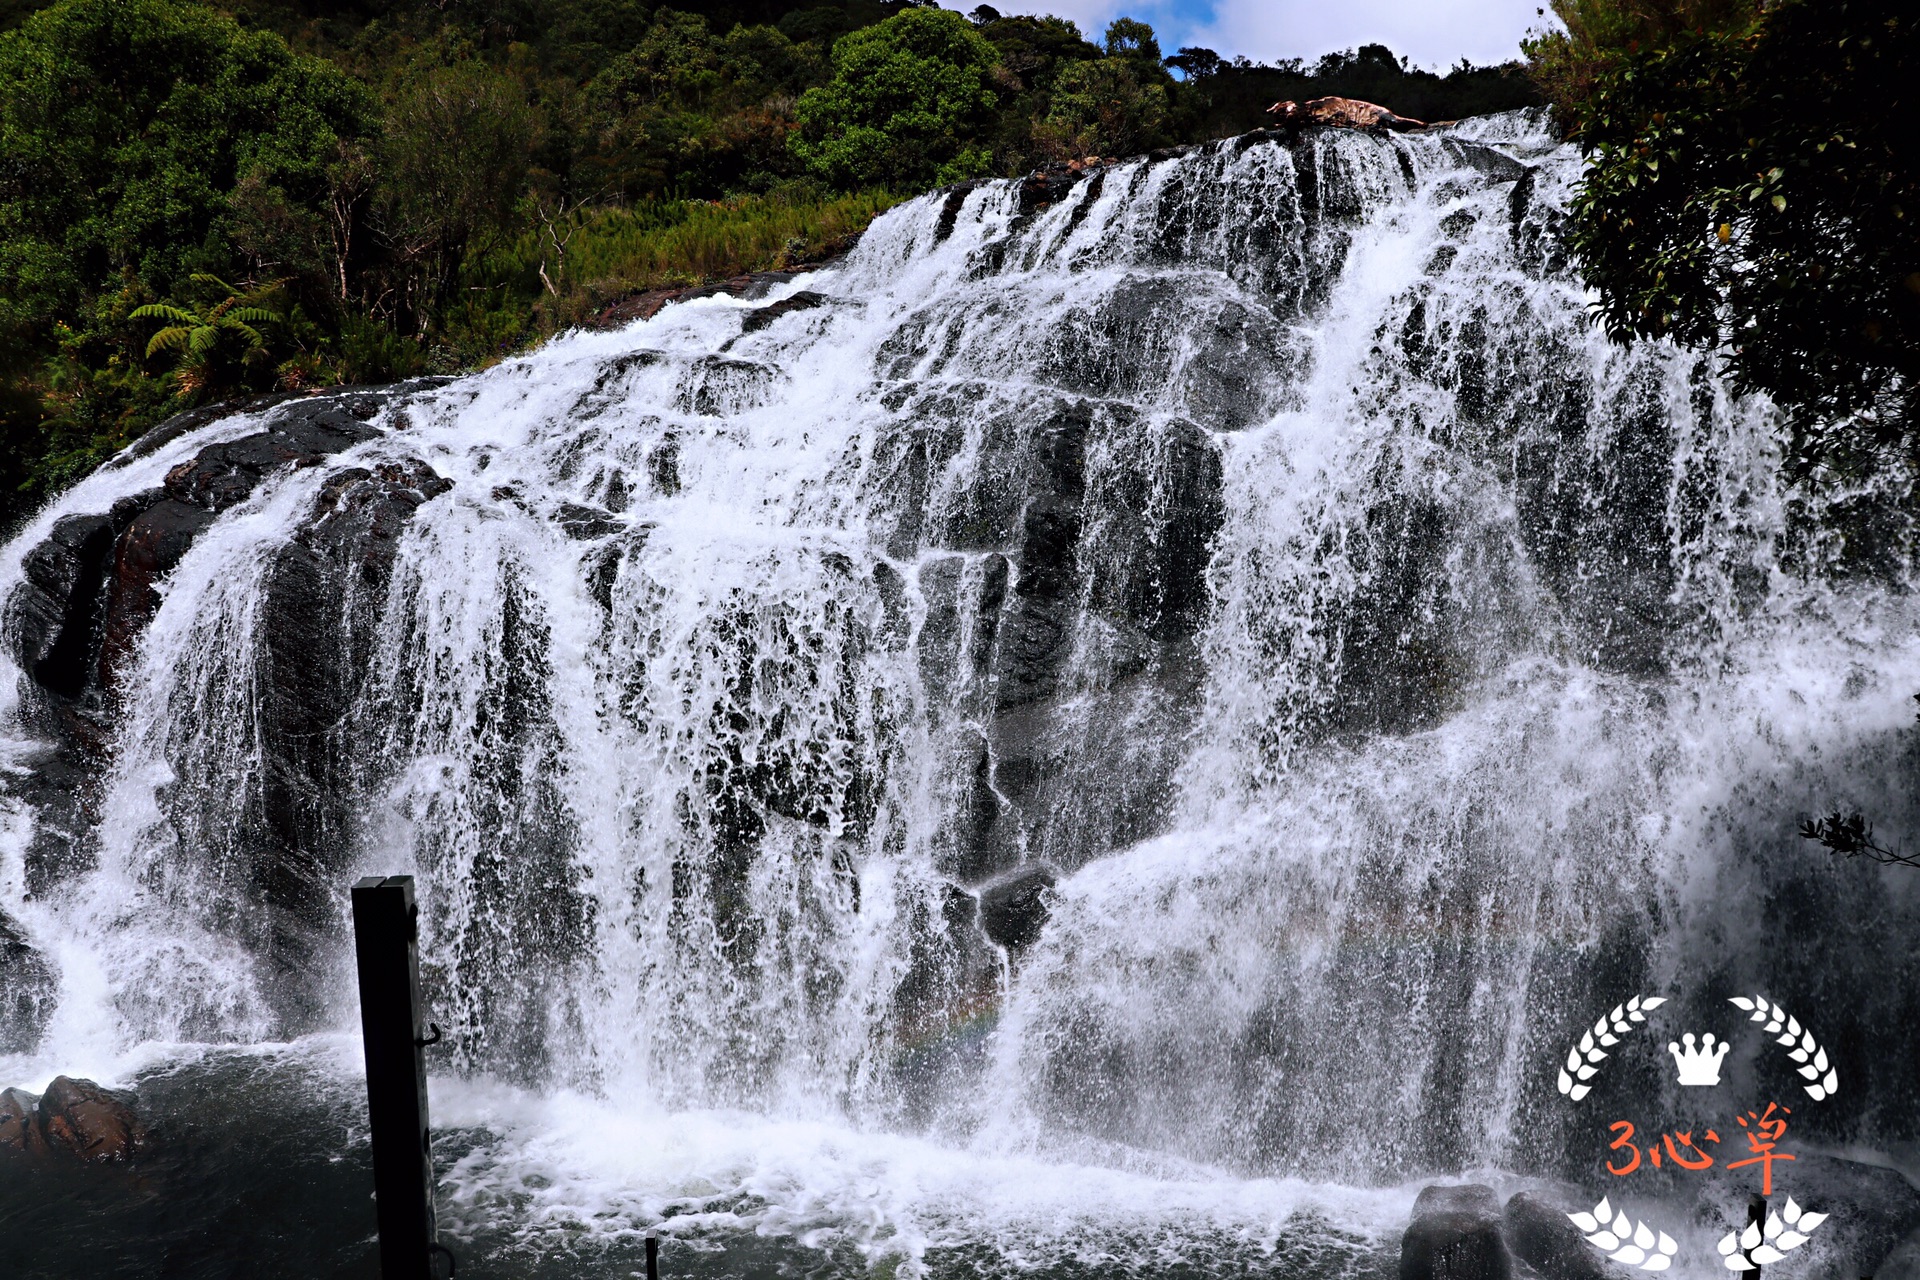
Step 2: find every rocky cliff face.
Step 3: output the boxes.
[2,385,452,1037]
[2,113,1910,1200]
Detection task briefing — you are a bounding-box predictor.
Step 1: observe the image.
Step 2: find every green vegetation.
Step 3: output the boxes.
[0,0,1541,526]
[791,8,1000,187]
[1527,0,1917,472]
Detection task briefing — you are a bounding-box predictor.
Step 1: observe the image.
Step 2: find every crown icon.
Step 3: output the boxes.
[1669,1032,1731,1086]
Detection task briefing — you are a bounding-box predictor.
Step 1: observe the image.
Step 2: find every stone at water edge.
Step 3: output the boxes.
[0,1087,48,1156]
[1502,1191,1614,1280]
[0,1076,146,1163]
[1401,1183,1514,1280]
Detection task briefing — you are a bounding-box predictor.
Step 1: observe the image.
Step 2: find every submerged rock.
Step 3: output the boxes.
[0,1077,145,1163]
[1402,1183,1513,1280]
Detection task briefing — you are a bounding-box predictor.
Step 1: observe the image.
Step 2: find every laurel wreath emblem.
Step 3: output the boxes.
[1556,995,1666,1101]
[1717,1196,1829,1270]
[1568,1197,1679,1271]
[1729,995,1839,1100]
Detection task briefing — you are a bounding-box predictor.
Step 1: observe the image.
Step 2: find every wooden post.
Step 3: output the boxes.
[646,1232,660,1280]
[353,875,440,1280]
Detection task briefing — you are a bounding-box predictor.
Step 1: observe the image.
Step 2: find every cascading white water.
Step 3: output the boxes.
[3,110,1918,1274]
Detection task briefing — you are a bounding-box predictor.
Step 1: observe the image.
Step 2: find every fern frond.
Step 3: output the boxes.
[145,327,191,358]
[131,303,197,324]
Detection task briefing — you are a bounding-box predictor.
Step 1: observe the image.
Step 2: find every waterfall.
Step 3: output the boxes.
[3,109,1918,1271]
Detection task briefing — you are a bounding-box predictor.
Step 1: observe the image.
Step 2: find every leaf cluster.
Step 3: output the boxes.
[1554,0,1919,471]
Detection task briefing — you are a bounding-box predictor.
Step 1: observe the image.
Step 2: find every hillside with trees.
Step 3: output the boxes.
[0,0,1538,525]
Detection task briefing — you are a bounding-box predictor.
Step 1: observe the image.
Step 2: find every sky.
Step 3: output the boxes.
[985,0,1555,71]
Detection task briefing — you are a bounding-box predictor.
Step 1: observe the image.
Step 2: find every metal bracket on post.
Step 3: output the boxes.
[353,875,441,1280]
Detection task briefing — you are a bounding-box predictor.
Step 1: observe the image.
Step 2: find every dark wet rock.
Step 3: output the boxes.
[0,912,55,1054]
[1441,137,1530,184]
[0,1078,146,1163]
[1502,1192,1609,1280]
[1690,1153,1920,1280]
[28,1077,145,1162]
[96,498,215,686]
[1,390,450,1030]
[977,863,1057,951]
[1878,1224,1920,1280]
[4,744,98,895]
[1402,1183,1513,1280]
[237,458,450,1026]
[554,501,622,540]
[647,433,681,496]
[161,399,380,513]
[8,389,406,751]
[1018,165,1088,216]
[108,391,318,467]
[677,355,784,417]
[0,1087,45,1155]
[739,290,828,333]
[873,561,910,649]
[992,595,1072,710]
[11,512,122,704]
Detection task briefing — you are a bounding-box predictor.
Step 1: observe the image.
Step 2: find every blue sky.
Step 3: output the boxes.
[987,0,1554,71]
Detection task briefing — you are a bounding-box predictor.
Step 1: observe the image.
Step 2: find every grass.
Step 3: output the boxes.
[513,187,907,303]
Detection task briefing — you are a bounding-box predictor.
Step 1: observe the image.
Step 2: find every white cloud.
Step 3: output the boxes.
[984,0,1550,70]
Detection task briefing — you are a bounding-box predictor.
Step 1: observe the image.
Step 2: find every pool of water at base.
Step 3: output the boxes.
[0,1039,1403,1280]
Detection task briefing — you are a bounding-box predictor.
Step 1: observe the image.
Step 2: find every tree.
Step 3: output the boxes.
[1164,46,1222,80]
[0,0,374,338]
[1101,16,1159,66]
[377,58,534,325]
[1523,0,1757,125]
[1040,18,1173,159]
[1536,0,1918,470]
[788,7,1002,189]
[1044,55,1168,158]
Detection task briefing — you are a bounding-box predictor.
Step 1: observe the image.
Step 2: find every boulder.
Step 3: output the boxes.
[0,1077,144,1162]
[1402,1183,1513,1280]
[1691,1152,1920,1280]
[0,1087,46,1155]
[0,911,55,1054]
[7,388,403,750]
[738,289,828,334]
[9,512,122,708]
[1268,96,1429,132]
[37,1076,144,1161]
[978,863,1057,952]
[1503,1191,1611,1280]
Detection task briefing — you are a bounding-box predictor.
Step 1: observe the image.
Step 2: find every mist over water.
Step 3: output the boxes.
[3,110,1918,1276]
